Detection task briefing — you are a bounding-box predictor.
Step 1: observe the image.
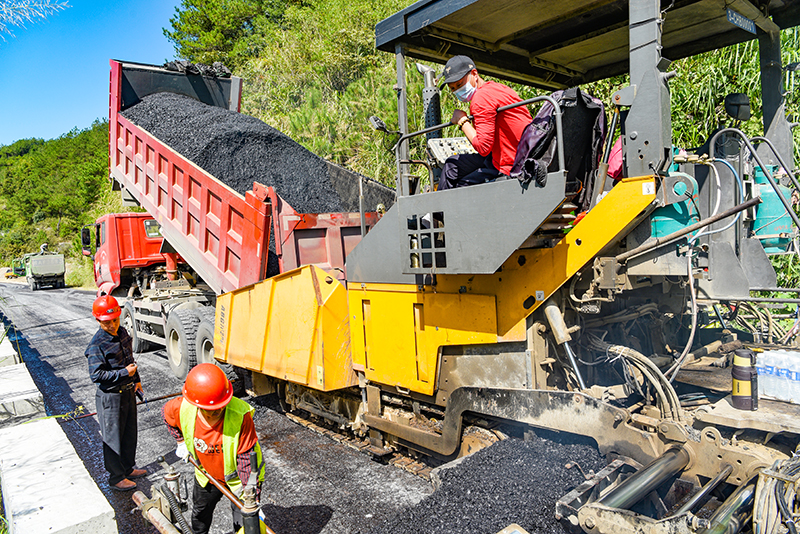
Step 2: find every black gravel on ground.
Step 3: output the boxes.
[370,430,606,534]
[120,92,396,215]
[248,394,433,534]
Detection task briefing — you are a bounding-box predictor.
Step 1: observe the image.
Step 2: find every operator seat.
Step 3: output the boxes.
[510,87,607,245]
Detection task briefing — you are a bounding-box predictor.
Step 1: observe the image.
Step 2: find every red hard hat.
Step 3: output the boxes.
[183,363,233,410]
[92,295,121,321]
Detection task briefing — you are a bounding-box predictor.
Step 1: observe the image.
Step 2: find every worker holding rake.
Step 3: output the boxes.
[163,363,265,534]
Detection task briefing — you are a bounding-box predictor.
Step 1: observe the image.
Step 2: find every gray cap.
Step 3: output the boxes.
[438,55,476,87]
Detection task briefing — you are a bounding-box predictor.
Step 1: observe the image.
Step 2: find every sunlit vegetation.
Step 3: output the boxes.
[1,0,799,287]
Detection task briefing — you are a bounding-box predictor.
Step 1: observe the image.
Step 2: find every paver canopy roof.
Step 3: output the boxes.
[376,0,800,89]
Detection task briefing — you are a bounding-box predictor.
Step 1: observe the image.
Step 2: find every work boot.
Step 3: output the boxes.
[111,479,136,492]
[127,468,147,479]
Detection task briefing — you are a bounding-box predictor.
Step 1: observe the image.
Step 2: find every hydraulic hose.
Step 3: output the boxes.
[665,253,697,383]
[585,335,682,420]
[776,479,798,534]
[160,484,194,534]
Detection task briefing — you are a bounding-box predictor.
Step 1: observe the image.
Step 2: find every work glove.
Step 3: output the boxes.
[175,441,190,462]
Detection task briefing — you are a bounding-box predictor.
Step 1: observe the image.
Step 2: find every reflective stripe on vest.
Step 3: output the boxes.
[179,397,263,491]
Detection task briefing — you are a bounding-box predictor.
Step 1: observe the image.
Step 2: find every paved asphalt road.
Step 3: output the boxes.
[0,281,431,534]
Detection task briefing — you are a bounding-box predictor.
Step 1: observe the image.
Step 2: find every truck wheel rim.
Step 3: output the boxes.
[200,339,214,362]
[168,330,182,366]
[122,313,134,334]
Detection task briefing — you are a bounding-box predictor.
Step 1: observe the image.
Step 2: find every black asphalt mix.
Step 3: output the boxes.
[370,430,606,534]
[120,92,396,215]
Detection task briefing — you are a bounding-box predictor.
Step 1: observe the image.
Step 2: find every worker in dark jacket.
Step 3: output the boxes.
[163,363,264,534]
[85,295,146,491]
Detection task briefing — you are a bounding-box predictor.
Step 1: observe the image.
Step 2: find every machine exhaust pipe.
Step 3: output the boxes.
[416,63,442,136]
[598,447,691,510]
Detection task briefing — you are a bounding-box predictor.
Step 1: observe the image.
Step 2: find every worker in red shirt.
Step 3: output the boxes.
[438,55,532,190]
[163,363,264,534]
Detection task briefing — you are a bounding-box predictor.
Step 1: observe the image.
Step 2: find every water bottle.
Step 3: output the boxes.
[757,350,776,401]
[758,349,800,404]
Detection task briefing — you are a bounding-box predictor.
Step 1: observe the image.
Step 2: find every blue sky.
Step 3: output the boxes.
[0,0,181,146]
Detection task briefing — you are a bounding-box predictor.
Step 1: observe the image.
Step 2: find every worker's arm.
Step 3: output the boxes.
[234,412,261,497]
[162,398,184,440]
[460,118,477,145]
[236,446,256,486]
[235,445,262,499]
[119,328,142,384]
[467,100,496,156]
[161,399,190,461]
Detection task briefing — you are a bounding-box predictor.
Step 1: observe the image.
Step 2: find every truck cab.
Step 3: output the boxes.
[81,212,184,297]
[11,258,24,278]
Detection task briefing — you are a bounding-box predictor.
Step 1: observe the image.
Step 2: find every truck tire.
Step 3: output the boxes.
[219,361,245,397]
[120,301,151,354]
[194,313,216,365]
[193,309,244,396]
[165,309,200,380]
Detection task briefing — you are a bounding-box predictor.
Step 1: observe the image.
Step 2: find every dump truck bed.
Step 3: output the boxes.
[110,60,270,295]
[109,60,391,294]
[27,254,65,277]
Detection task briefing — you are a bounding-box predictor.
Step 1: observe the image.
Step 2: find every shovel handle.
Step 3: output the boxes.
[184,454,277,534]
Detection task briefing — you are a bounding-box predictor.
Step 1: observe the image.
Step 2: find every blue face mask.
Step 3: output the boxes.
[454,80,476,102]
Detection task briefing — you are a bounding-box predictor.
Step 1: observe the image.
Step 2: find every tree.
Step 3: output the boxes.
[0,0,69,40]
[164,0,290,69]
[0,121,108,241]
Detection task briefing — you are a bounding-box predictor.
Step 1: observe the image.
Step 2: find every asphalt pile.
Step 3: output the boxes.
[370,429,606,534]
[120,92,395,215]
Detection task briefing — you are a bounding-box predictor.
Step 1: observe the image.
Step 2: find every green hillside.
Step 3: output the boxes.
[0,0,799,288]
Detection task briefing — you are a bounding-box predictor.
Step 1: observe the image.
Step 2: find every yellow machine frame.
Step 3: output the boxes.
[215,265,357,392]
[216,176,656,398]
[348,176,656,396]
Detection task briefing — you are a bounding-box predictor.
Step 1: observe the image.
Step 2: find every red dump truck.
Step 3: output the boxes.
[83,60,391,379]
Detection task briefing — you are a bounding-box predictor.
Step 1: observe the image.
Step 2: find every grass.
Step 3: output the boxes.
[64,258,96,290]
[0,478,7,534]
